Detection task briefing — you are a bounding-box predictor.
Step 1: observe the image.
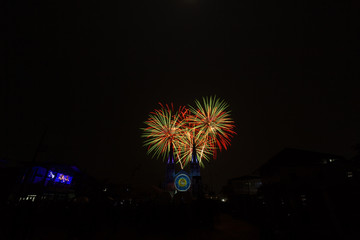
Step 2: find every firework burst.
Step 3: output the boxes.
[141,96,236,168]
[189,96,236,157]
[141,103,187,166]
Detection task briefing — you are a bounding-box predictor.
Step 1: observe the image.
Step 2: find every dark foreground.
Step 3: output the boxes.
[1,199,259,240]
[1,197,358,240]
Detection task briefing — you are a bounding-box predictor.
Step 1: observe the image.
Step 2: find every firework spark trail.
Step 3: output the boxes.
[175,127,214,167]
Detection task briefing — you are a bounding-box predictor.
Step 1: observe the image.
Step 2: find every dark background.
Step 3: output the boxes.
[3,0,359,191]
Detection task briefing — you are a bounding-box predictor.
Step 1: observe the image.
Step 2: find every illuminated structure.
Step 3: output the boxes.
[190,143,200,178]
[11,163,81,203]
[164,147,175,192]
[22,164,75,186]
[163,144,202,198]
[190,145,202,198]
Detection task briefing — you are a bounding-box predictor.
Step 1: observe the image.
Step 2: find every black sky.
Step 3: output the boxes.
[3,0,360,191]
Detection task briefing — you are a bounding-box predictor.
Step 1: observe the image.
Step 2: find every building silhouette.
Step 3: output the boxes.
[224,148,360,239]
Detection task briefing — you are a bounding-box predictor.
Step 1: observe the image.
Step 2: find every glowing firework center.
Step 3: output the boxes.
[174,172,191,192]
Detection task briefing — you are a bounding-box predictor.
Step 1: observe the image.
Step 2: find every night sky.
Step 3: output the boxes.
[3,1,359,191]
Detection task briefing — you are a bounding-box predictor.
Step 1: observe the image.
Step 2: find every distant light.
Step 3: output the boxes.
[300,194,307,206]
[329,158,336,163]
[300,194,306,200]
[221,198,227,202]
[48,171,55,179]
[347,171,353,178]
[54,173,72,184]
[24,195,37,202]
